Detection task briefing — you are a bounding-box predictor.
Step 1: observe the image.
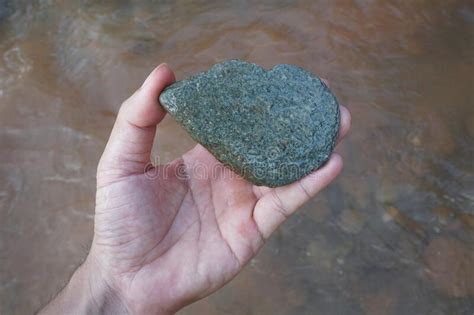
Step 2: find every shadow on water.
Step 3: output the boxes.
[0,1,473,314]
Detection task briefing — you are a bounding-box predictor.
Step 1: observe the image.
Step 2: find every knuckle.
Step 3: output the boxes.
[270,190,290,219]
[298,181,312,200]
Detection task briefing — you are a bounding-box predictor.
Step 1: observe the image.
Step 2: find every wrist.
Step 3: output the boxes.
[86,245,178,315]
[85,252,175,315]
[39,256,129,314]
[80,255,129,314]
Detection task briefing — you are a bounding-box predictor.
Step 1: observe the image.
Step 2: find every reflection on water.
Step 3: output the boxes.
[1,1,473,314]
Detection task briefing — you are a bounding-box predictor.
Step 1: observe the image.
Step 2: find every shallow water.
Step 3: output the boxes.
[1,1,473,314]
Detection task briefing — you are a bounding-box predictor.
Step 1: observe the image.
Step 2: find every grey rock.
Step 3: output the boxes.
[159,60,340,187]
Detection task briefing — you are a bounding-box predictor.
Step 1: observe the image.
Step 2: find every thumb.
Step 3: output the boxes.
[97,64,175,185]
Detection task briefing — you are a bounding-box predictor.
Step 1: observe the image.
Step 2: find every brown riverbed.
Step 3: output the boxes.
[1,1,473,314]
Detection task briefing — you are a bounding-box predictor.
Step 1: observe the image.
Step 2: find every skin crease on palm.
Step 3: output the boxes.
[40,64,351,315]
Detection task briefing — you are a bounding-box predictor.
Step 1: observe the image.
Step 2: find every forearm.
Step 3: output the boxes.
[38,257,128,315]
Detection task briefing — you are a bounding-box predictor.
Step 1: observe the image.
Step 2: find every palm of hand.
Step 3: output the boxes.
[94,145,267,312]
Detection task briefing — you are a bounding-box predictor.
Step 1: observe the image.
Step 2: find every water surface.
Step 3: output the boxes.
[1,1,473,314]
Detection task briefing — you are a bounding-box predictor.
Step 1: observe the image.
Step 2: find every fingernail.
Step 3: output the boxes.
[142,63,167,87]
[321,77,329,86]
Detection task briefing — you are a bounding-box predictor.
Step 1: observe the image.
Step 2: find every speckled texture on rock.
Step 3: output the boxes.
[159,60,340,187]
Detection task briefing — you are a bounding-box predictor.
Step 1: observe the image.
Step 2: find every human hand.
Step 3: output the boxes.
[44,64,351,315]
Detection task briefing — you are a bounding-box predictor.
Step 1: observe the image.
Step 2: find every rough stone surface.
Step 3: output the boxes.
[159,60,340,187]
